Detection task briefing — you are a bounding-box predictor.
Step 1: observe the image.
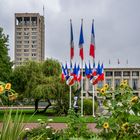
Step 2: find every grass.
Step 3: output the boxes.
[0,109,95,123]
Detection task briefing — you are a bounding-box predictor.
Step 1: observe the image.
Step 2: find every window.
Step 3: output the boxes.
[16,28,22,31]
[132,79,138,90]
[24,49,29,52]
[32,45,37,48]
[114,71,121,76]
[115,79,120,88]
[24,41,29,44]
[24,17,30,25]
[132,71,139,76]
[32,32,37,35]
[24,36,29,39]
[24,32,29,35]
[97,81,103,88]
[24,58,29,61]
[32,28,37,31]
[17,36,22,39]
[123,71,130,76]
[32,36,37,39]
[24,53,29,56]
[32,53,36,56]
[17,41,22,44]
[106,71,113,76]
[16,49,22,52]
[16,45,21,48]
[24,28,29,31]
[32,49,36,52]
[16,53,22,56]
[32,40,37,44]
[16,32,22,35]
[24,45,29,48]
[106,79,112,87]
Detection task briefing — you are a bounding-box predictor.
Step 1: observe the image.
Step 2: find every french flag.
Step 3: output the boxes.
[70,19,74,60]
[89,20,95,58]
[61,65,67,81]
[76,64,81,82]
[79,20,84,60]
[85,63,90,79]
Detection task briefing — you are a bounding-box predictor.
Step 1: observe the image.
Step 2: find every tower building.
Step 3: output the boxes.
[15,13,45,66]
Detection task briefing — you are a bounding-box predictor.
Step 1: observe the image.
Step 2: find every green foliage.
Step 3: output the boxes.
[0,27,12,82]
[96,81,140,140]
[25,124,59,140]
[42,58,61,77]
[59,109,95,139]
[11,59,70,114]
[83,99,98,115]
[0,110,24,140]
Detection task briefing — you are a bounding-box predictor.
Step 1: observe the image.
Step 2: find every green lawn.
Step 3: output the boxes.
[0,109,95,123]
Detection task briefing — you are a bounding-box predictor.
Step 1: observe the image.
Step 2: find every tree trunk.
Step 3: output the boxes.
[34,99,39,113]
[40,98,51,113]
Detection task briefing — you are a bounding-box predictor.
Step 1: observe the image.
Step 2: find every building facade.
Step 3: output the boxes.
[83,68,140,97]
[15,13,45,66]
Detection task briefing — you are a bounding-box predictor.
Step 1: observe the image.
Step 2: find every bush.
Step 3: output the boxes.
[59,109,96,139]
[96,81,140,140]
[83,99,98,115]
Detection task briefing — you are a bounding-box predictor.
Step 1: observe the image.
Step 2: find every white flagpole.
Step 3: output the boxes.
[69,60,72,109]
[92,19,96,117]
[69,19,73,109]
[92,67,95,117]
[80,19,84,116]
[81,60,83,116]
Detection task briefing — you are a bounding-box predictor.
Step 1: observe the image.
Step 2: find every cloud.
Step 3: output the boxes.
[0,0,140,67]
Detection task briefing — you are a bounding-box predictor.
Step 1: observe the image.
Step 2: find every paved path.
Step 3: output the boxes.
[0,123,99,133]
[23,123,99,132]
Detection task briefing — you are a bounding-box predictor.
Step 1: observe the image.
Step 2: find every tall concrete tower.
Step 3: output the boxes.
[15,13,45,66]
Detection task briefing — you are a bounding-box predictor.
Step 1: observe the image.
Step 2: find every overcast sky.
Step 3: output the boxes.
[0,0,140,68]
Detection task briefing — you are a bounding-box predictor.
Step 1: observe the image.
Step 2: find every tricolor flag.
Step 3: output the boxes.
[70,19,74,60]
[79,20,84,60]
[85,63,90,78]
[89,20,95,58]
[77,64,81,82]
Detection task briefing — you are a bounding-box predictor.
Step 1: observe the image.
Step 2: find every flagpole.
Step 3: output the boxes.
[81,60,83,116]
[80,19,84,116]
[92,19,95,117]
[92,61,95,117]
[69,19,73,109]
[69,60,72,109]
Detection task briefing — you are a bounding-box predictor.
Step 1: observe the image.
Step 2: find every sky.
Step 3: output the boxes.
[0,0,140,68]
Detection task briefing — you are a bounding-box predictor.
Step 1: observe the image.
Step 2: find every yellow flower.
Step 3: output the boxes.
[104,84,109,90]
[131,96,138,103]
[100,88,106,95]
[0,85,4,94]
[103,122,109,129]
[5,83,11,90]
[123,80,127,85]
[121,122,129,131]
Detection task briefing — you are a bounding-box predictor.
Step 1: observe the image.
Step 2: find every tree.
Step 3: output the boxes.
[11,59,70,114]
[0,27,12,82]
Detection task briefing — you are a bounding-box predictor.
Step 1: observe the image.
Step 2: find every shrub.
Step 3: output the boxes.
[83,99,98,115]
[96,81,140,140]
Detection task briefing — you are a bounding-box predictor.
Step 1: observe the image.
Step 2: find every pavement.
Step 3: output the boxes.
[0,123,99,132]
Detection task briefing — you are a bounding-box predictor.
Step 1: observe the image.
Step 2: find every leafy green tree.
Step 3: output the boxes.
[11,59,70,114]
[0,27,12,82]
